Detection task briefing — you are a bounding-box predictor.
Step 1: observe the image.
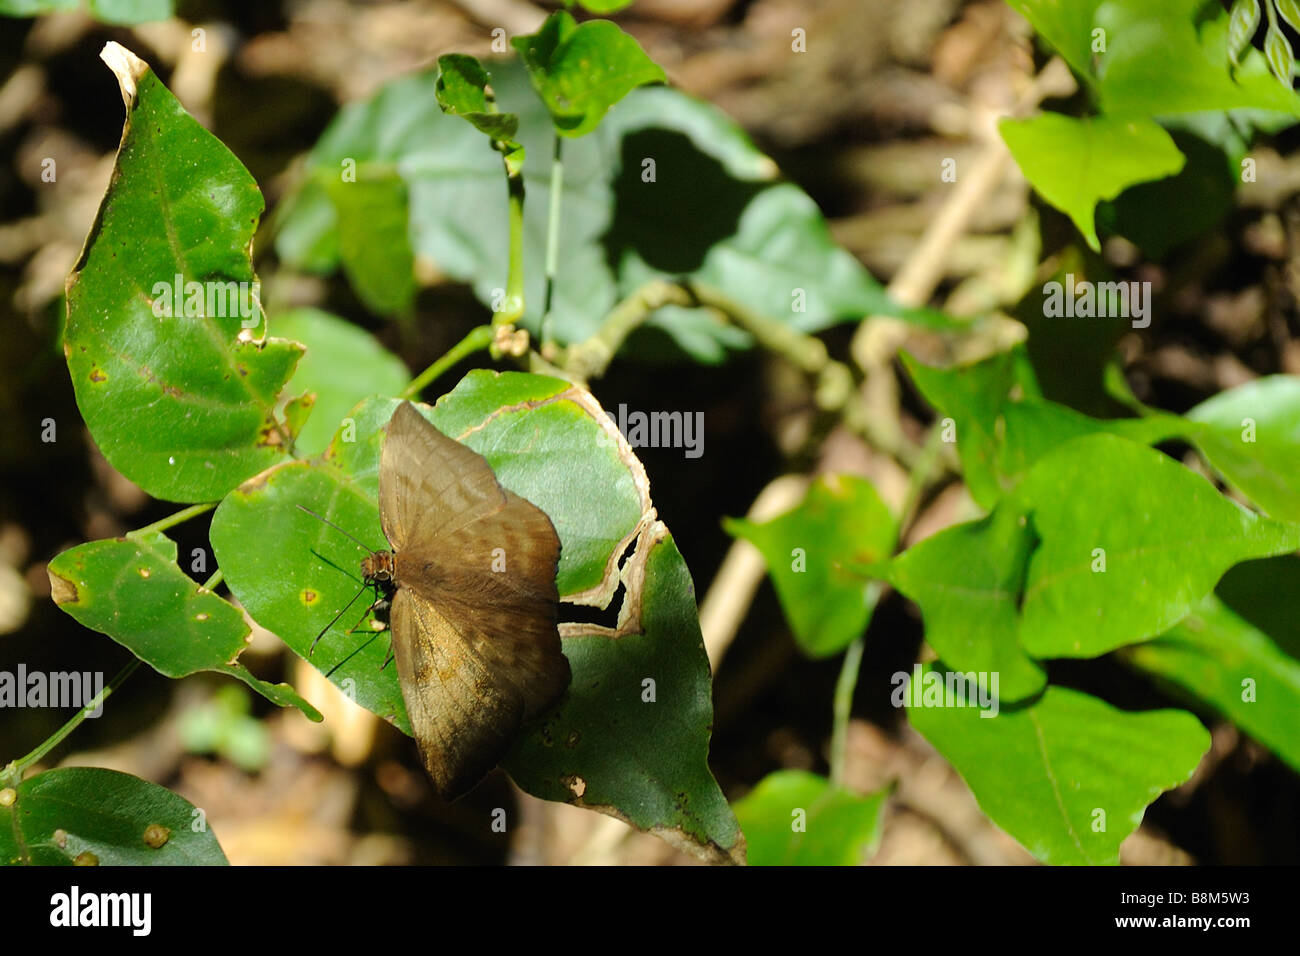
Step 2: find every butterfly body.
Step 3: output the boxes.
[366,401,570,799]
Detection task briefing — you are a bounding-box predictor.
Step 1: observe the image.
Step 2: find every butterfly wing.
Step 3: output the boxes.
[378,401,505,553]
[389,587,524,800]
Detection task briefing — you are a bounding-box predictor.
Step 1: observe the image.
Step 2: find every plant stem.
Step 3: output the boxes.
[687,281,855,410]
[126,502,215,541]
[561,279,691,381]
[495,154,526,327]
[829,628,869,786]
[202,569,224,591]
[828,420,949,786]
[1,659,141,786]
[541,134,564,347]
[402,324,495,398]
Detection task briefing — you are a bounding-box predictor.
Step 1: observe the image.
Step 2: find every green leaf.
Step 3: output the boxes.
[723,475,895,658]
[326,175,416,317]
[65,45,301,503]
[210,372,740,860]
[0,0,172,24]
[908,670,1209,865]
[884,503,1046,702]
[0,767,227,865]
[45,532,320,719]
[999,114,1185,251]
[902,347,1039,508]
[731,770,885,865]
[513,11,666,138]
[1016,434,1300,658]
[1228,0,1263,66]
[1265,22,1297,87]
[277,60,934,360]
[1009,0,1300,115]
[1185,375,1300,521]
[1125,594,1300,772]
[902,349,1183,509]
[272,307,410,457]
[435,54,520,143]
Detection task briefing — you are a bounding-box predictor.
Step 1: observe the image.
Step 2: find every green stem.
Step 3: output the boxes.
[126,502,215,541]
[561,279,692,381]
[402,325,495,399]
[686,281,855,410]
[202,569,224,591]
[541,135,564,346]
[827,419,950,785]
[494,155,526,327]
[829,629,869,786]
[2,659,141,786]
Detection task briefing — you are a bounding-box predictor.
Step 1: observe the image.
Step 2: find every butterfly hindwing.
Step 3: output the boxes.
[389,587,524,800]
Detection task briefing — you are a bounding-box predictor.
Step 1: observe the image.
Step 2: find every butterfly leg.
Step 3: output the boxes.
[341,595,396,670]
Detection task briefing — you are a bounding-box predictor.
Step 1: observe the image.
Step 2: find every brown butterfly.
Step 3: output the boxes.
[328,401,570,799]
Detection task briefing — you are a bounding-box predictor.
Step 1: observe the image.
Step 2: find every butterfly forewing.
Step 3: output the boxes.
[379,401,506,553]
[378,401,570,800]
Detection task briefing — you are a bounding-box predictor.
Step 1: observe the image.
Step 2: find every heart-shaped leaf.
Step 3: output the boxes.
[884,502,1046,703]
[908,669,1209,865]
[513,11,665,138]
[1016,434,1300,658]
[64,44,302,503]
[724,474,895,658]
[999,114,1185,251]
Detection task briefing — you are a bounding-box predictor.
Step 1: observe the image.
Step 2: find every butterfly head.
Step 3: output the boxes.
[362,550,396,588]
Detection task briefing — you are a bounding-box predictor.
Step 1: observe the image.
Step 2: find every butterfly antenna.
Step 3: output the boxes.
[296,504,378,555]
[310,584,371,656]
